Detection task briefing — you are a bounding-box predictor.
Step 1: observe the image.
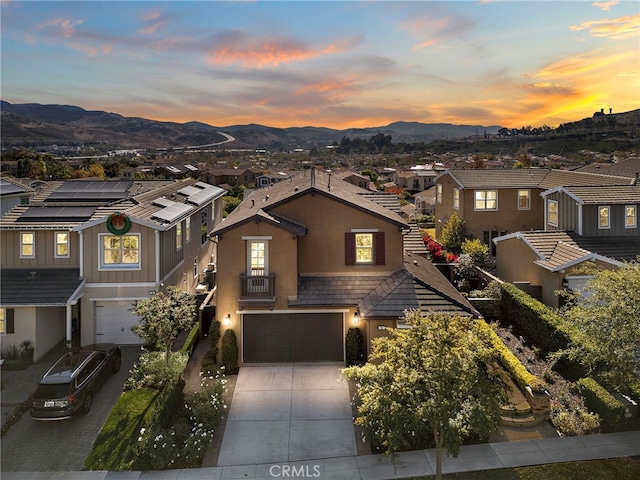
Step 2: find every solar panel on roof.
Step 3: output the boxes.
[194,182,211,189]
[178,186,201,196]
[0,179,26,195]
[166,166,181,173]
[18,206,96,222]
[45,191,126,202]
[184,165,198,171]
[152,197,175,208]
[152,202,192,223]
[187,187,220,207]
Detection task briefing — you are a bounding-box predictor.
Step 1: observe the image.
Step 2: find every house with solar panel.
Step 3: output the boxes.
[209,168,477,364]
[0,178,224,360]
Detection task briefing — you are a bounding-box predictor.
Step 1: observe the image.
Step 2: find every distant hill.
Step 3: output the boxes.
[0,101,503,151]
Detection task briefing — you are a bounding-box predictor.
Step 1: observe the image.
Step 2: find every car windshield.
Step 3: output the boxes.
[34,383,70,400]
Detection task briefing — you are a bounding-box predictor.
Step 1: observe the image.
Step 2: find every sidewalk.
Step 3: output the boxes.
[1,430,639,479]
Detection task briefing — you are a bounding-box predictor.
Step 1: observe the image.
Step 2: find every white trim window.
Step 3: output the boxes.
[598,206,610,229]
[100,233,141,269]
[548,200,558,227]
[176,222,183,250]
[453,188,460,210]
[0,308,5,335]
[474,190,497,211]
[436,183,442,204]
[186,215,192,242]
[247,240,268,276]
[55,232,70,258]
[625,205,637,228]
[518,189,531,210]
[20,232,35,258]
[355,233,374,264]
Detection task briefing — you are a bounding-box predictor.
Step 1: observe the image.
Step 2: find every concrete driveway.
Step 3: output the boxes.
[218,364,357,466]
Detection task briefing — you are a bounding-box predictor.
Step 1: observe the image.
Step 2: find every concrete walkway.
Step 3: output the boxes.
[2,431,639,479]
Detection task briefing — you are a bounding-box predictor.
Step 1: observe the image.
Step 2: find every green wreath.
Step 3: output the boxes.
[106,212,131,235]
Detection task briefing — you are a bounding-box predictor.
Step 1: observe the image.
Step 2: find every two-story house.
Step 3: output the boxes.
[209,169,477,364]
[493,184,640,307]
[0,178,225,360]
[435,169,634,256]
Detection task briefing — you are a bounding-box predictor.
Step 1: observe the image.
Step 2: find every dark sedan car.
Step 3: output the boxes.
[30,343,121,420]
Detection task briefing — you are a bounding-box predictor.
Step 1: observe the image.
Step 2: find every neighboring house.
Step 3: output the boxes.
[435,169,634,256]
[335,170,371,190]
[0,176,34,216]
[204,168,262,187]
[494,183,640,307]
[414,185,437,215]
[393,169,437,192]
[256,172,292,187]
[574,156,640,179]
[0,178,225,360]
[155,164,199,180]
[209,169,476,364]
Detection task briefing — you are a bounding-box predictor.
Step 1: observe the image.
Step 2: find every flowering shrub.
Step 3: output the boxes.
[124,351,188,391]
[134,370,227,469]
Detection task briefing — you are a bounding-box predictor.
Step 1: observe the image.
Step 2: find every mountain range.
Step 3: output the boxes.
[0,101,503,151]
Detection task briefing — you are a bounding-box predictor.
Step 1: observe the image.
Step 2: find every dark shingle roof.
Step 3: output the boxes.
[440,169,633,190]
[290,254,478,319]
[1,269,84,306]
[575,157,640,178]
[553,185,640,204]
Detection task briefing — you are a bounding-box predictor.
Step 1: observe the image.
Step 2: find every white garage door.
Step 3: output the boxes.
[95,301,143,345]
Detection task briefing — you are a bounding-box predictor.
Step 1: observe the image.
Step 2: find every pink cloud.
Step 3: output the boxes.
[402,12,476,50]
[570,14,640,40]
[592,1,618,11]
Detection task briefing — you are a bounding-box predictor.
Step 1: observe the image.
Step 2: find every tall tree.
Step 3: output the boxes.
[343,311,508,480]
[132,286,196,362]
[562,261,640,390]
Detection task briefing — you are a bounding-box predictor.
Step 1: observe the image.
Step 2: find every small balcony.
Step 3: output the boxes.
[239,274,276,309]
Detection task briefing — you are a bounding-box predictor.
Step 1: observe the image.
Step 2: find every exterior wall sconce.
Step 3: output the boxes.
[353,311,360,325]
[561,278,569,289]
[224,314,231,327]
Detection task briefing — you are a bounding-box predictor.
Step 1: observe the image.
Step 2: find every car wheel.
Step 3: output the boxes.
[82,393,92,414]
[113,353,121,373]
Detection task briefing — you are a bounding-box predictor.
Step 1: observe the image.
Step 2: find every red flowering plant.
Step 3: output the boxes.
[423,235,446,262]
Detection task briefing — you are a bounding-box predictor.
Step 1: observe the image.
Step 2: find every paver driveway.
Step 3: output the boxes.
[218,364,357,466]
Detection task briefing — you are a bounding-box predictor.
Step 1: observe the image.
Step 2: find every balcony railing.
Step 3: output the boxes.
[240,274,275,299]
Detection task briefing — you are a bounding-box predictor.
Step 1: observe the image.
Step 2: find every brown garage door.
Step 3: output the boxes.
[243,313,344,362]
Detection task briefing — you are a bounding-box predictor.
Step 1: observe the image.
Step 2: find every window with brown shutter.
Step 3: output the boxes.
[345,231,385,265]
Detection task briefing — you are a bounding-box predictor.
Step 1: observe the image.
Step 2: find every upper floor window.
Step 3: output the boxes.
[100,234,140,269]
[247,240,268,275]
[518,189,531,210]
[0,308,12,335]
[345,231,385,266]
[186,215,192,242]
[453,188,460,210]
[474,190,497,211]
[413,179,420,189]
[20,232,35,258]
[598,206,610,229]
[625,205,637,228]
[201,210,208,245]
[176,222,183,250]
[436,184,442,204]
[55,232,70,258]
[548,200,558,226]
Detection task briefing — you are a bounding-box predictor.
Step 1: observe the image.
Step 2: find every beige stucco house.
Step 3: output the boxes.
[210,169,477,364]
[0,178,224,360]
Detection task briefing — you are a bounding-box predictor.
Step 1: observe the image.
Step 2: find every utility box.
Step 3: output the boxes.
[613,392,638,421]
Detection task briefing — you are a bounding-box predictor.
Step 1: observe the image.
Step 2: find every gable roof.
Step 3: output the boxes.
[542,185,640,204]
[494,230,638,271]
[211,169,408,237]
[436,168,633,190]
[574,157,640,178]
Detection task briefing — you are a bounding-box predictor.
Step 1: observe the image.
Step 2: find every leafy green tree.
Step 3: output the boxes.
[133,286,196,363]
[562,261,640,390]
[461,238,489,268]
[343,311,509,480]
[439,212,467,254]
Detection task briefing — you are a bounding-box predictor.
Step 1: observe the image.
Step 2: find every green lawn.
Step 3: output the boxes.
[413,457,640,480]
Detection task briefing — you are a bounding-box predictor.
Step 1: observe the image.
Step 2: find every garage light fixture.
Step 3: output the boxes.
[353,311,360,325]
[224,314,231,327]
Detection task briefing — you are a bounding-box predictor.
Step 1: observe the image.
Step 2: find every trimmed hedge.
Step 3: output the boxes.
[476,320,546,393]
[180,324,200,356]
[575,377,625,428]
[500,282,572,353]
